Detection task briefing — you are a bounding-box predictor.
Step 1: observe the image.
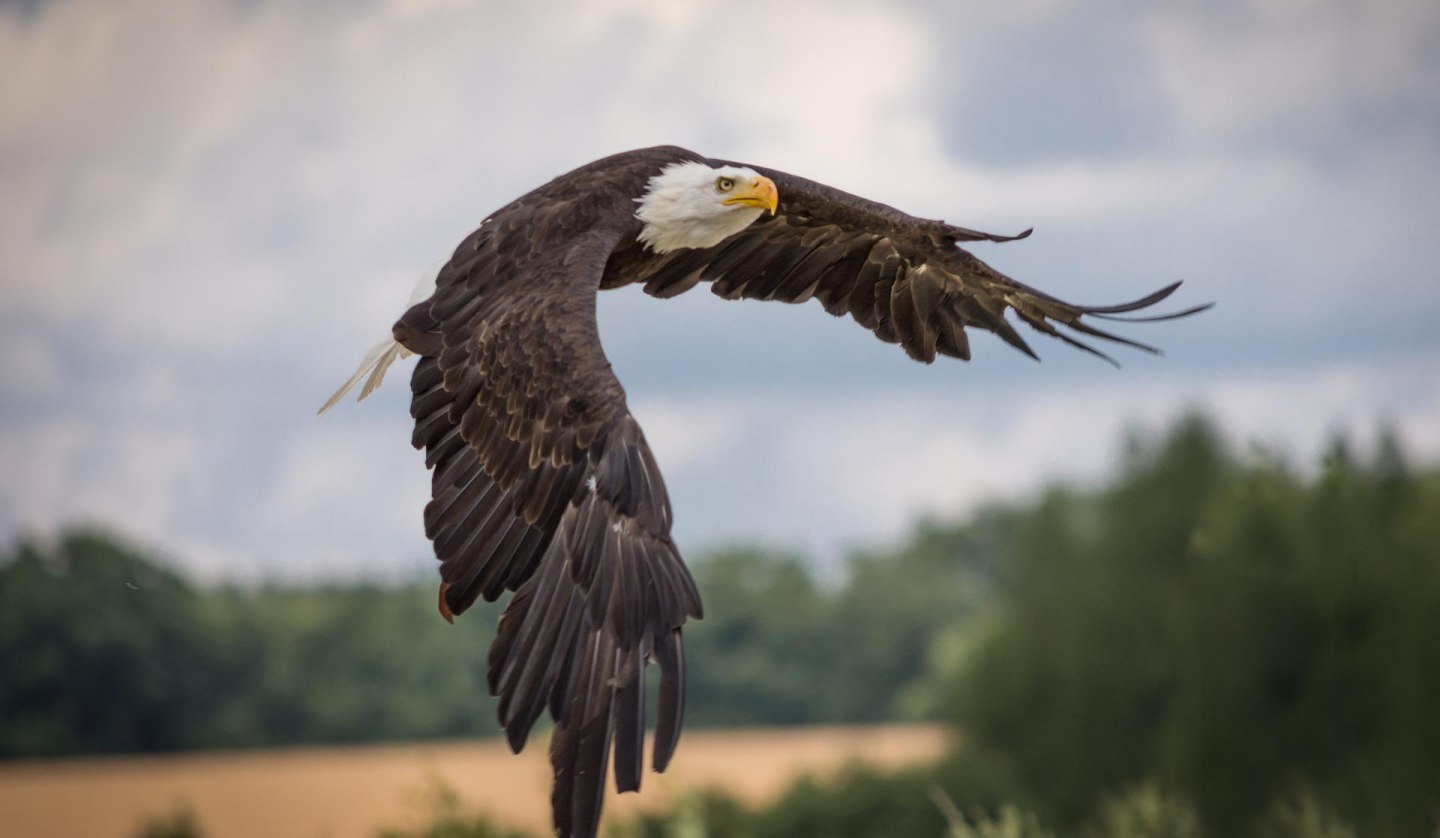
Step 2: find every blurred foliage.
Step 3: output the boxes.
[605,768,1378,838]
[607,789,754,838]
[1082,785,1203,838]
[0,532,221,755]
[383,771,1368,838]
[743,749,1028,838]
[378,776,531,838]
[684,533,991,725]
[951,415,1440,837]
[0,525,980,757]
[0,531,507,756]
[7,412,1440,838]
[936,791,1057,838]
[1252,791,1360,838]
[132,804,205,838]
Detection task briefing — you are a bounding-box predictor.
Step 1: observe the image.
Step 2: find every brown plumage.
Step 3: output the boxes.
[376,145,1208,837]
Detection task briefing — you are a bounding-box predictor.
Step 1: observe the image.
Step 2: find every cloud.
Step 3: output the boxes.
[639,354,1440,562]
[1138,0,1440,155]
[1,0,1438,578]
[248,419,433,580]
[0,415,203,550]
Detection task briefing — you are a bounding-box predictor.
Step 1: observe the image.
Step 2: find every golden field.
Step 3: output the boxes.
[0,724,948,837]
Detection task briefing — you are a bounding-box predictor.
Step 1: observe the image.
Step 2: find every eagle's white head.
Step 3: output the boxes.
[635,161,779,253]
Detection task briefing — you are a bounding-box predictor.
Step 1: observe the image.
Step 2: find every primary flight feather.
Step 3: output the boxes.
[320,145,1209,838]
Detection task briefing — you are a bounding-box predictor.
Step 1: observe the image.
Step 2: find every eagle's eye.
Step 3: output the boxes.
[715,176,735,193]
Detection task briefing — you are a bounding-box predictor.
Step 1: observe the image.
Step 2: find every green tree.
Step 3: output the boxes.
[949,415,1440,836]
[683,537,989,727]
[0,530,220,755]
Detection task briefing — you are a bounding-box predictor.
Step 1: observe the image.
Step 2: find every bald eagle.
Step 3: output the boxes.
[320,146,1207,837]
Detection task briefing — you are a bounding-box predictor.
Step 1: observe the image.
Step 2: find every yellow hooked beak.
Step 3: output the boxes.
[722,175,779,215]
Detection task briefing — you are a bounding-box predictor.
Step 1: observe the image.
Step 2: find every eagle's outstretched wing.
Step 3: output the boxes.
[393,173,703,837]
[360,145,1207,838]
[604,161,1210,365]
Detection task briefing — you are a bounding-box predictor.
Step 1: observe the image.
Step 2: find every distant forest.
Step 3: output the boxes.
[0,512,985,756]
[4,413,1439,836]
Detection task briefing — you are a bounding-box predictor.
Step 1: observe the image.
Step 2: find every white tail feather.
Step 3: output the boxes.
[316,264,440,416]
[316,339,412,415]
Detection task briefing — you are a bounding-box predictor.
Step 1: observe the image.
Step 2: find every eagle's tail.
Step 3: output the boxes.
[316,338,413,415]
[316,264,441,416]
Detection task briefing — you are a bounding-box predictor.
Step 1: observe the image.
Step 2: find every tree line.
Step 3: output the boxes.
[0,509,984,757]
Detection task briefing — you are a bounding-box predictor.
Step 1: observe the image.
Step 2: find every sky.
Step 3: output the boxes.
[2,0,1438,580]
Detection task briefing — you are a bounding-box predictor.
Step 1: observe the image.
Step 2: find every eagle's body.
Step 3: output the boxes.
[322,146,1206,837]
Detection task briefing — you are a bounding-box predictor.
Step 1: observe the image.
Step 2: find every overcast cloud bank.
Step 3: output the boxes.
[2,0,1437,577]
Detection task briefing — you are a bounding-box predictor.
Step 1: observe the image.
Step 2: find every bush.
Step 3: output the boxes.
[1085,785,1202,838]
[378,779,531,838]
[133,804,205,838]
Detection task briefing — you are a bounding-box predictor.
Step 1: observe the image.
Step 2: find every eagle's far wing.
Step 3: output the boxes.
[607,165,1211,366]
[396,220,701,838]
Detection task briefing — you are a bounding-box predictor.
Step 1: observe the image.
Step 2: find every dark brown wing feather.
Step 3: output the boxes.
[603,161,1210,366]
[394,146,704,838]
